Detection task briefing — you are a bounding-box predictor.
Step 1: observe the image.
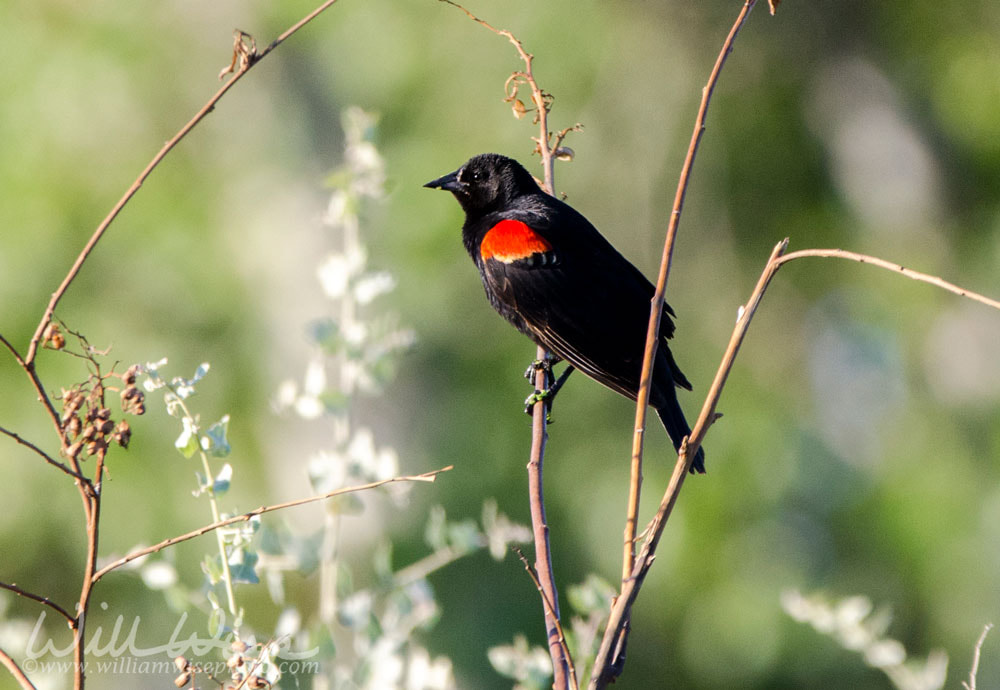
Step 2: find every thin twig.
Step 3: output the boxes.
[23,0,343,367]
[514,548,578,690]
[591,238,787,689]
[437,0,558,191]
[0,647,36,690]
[624,0,757,581]
[0,425,87,481]
[92,466,451,583]
[6,3,346,688]
[612,0,758,679]
[593,233,1000,688]
[963,623,993,690]
[439,3,574,686]
[776,248,1000,311]
[0,581,75,625]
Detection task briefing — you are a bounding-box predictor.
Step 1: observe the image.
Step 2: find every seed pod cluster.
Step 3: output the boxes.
[60,363,146,462]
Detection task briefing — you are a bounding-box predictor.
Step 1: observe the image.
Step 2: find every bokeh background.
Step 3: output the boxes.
[2,0,1000,688]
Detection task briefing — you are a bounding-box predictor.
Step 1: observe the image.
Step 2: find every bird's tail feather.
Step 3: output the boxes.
[655,403,706,474]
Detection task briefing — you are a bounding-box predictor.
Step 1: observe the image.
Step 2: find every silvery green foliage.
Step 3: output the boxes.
[782,589,948,690]
[127,110,529,690]
[263,108,529,690]
[487,573,617,689]
[140,359,255,618]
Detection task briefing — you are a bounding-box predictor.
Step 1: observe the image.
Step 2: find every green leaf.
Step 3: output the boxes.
[425,505,447,551]
[568,574,616,616]
[201,554,222,585]
[174,419,198,458]
[228,548,259,584]
[207,607,223,638]
[201,415,231,458]
[211,463,232,495]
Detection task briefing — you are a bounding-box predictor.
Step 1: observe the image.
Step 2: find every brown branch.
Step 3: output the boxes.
[624,0,757,582]
[0,425,87,482]
[963,623,993,690]
[775,248,1000,310]
[92,466,451,583]
[593,234,1000,687]
[437,0,558,192]
[4,3,346,688]
[0,647,36,690]
[607,0,759,679]
[0,581,75,625]
[439,3,575,686]
[592,237,787,689]
[514,548,578,690]
[23,0,343,367]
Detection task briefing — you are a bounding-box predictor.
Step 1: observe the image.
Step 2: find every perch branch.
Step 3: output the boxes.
[439,2,574,685]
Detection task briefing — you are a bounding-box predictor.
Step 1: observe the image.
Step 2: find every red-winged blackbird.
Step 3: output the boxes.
[425,153,705,474]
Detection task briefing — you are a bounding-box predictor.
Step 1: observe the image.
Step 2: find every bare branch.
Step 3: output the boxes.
[92,466,452,583]
[0,647,36,690]
[592,237,787,689]
[438,3,578,685]
[776,248,1000,311]
[0,581,75,625]
[625,0,758,581]
[963,623,993,690]
[439,3,574,686]
[0,425,87,482]
[514,548,578,690]
[23,0,344,367]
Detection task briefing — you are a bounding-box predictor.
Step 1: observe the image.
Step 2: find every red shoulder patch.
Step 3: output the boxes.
[480,219,553,264]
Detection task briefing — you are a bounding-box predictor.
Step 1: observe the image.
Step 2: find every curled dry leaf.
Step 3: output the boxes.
[554,147,575,162]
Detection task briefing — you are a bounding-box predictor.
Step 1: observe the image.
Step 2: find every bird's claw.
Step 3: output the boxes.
[523,356,554,381]
[523,389,555,422]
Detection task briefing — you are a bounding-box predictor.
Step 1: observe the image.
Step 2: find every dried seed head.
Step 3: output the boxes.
[66,440,83,460]
[113,420,132,448]
[121,387,146,415]
[44,323,65,350]
[123,364,141,386]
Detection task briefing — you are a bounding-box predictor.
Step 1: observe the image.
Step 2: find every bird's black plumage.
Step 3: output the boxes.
[426,153,705,473]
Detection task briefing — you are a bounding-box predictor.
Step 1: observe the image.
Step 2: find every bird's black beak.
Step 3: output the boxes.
[423,169,464,193]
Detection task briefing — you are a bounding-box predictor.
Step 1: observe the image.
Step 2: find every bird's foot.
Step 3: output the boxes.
[523,355,557,381]
[522,365,575,422]
[524,388,554,417]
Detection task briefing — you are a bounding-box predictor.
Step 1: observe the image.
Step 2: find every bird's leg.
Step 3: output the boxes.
[523,364,576,421]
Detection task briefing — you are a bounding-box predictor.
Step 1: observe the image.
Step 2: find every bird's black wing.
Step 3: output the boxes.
[476,199,691,397]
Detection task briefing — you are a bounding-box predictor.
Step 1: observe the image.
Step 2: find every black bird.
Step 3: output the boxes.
[425,153,705,473]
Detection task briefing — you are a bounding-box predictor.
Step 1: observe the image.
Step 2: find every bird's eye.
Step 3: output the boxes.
[470,170,483,181]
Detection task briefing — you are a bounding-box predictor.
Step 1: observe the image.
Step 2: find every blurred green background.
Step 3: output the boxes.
[2,0,1000,688]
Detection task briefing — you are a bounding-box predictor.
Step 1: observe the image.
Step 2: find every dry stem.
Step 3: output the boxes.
[92,466,450,583]
[439,2,575,685]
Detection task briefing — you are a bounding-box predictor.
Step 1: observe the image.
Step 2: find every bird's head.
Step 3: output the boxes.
[424,153,540,218]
